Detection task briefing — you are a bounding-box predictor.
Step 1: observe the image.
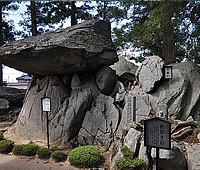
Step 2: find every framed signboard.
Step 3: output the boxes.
[144,117,171,150]
[164,66,173,79]
[41,97,51,112]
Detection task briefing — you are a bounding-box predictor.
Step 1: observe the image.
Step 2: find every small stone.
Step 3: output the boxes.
[197,133,200,140]
[22,140,31,145]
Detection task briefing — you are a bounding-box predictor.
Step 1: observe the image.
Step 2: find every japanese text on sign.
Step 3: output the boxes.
[144,118,171,149]
[126,96,133,125]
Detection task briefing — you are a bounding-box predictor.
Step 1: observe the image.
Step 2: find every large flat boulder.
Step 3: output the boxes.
[0,20,118,76]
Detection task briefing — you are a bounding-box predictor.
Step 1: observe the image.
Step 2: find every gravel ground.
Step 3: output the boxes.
[0,154,85,170]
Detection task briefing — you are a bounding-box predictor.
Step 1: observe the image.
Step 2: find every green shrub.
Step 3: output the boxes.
[0,131,4,140]
[21,143,40,156]
[115,157,145,170]
[12,145,25,155]
[197,112,200,130]
[115,146,145,170]
[37,148,51,159]
[0,140,14,153]
[50,151,67,162]
[121,145,135,158]
[68,145,101,167]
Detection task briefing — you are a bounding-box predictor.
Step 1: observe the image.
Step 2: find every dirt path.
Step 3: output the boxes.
[0,154,86,170]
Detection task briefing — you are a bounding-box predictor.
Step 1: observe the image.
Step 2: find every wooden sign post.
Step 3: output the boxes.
[144,117,172,170]
[41,97,51,149]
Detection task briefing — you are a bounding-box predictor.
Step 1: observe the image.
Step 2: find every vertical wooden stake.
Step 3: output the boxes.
[46,111,50,149]
[156,148,159,170]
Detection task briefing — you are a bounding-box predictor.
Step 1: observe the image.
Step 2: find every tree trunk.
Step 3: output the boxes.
[0,4,3,86]
[103,2,107,21]
[162,20,175,64]
[71,1,76,26]
[31,1,37,36]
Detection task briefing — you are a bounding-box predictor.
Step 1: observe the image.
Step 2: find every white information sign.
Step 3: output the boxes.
[164,67,172,79]
[144,117,171,149]
[42,97,51,112]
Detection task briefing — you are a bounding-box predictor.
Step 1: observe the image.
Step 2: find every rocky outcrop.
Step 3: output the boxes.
[110,55,138,76]
[78,94,120,148]
[96,66,118,95]
[15,76,70,142]
[60,88,93,147]
[185,143,200,170]
[111,128,188,170]
[125,57,200,121]
[136,56,164,93]
[14,67,123,147]
[0,20,118,76]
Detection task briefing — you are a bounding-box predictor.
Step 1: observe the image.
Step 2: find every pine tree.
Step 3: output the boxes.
[112,1,200,64]
[18,1,95,37]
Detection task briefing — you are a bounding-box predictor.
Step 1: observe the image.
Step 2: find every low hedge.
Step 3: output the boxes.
[37,148,51,159]
[0,140,14,153]
[12,144,25,155]
[21,143,40,156]
[68,145,101,167]
[50,151,67,162]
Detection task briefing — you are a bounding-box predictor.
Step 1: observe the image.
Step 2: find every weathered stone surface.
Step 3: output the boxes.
[14,76,70,142]
[185,144,200,170]
[60,88,93,147]
[130,58,200,120]
[110,81,126,106]
[119,72,136,91]
[116,87,151,139]
[0,87,25,106]
[96,66,118,95]
[16,74,93,147]
[80,74,102,101]
[0,20,118,76]
[149,67,189,119]
[0,99,9,114]
[136,56,164,93]
[78,94,120,148]
[147,61,200,120]
[172,61,200,120]
[71,73,81,89]
[110,56,138,76]
[151,142,187,170]
[130,86,151,123]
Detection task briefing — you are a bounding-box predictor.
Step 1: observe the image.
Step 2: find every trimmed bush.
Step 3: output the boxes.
[115,146,145,170]
[121,145,135,158]
[0,131,4,140]
[68,145,101,167]
[12,144,25,155]
[115,157,145,170]
[37,148,51,159]
[50,151,67,162]
[21,144,40,156]
[0,140,14,153]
